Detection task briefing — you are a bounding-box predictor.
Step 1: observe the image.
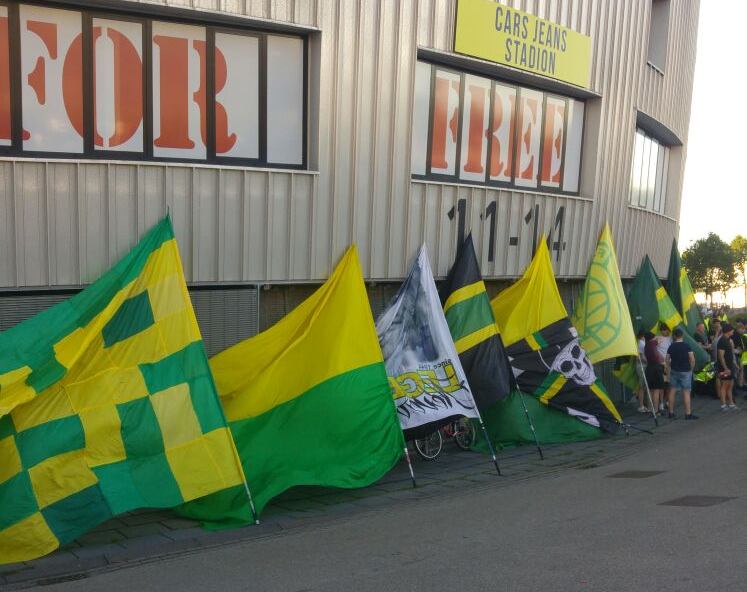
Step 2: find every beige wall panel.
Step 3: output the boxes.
[0,163,16,285]
[46,163,79,286]
[0,0,699,290]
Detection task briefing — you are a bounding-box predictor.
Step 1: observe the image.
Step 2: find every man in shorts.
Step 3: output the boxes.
[717,324,738,411]
[665,328,697,420]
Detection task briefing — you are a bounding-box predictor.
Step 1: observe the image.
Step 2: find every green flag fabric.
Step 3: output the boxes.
[666,241,684,319]
[621,256,709,378]
[179,246,404,526]
[666,241,704,335]
[0,218,245,564]
[483,240,621,447]
[440,234,513,411]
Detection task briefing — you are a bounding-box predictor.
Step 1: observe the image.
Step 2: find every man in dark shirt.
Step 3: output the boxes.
[665,328,697,420]
[717,324,738,411]
[693,322,708,349]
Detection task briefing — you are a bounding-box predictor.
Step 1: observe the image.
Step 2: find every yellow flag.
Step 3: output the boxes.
[491,240,567,347]
[490,238,622,430]
[572,224,638,363]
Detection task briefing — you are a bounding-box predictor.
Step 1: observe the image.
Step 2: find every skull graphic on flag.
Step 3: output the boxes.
[506,318,620,431]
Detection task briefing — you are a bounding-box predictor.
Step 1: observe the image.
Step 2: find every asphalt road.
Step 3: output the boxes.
[45,411,746,592]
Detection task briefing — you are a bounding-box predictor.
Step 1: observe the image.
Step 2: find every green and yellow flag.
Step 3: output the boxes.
[615,255,709,390]
[666,240,704,335]
[0,217,244,564]
[572,224,638,364]
[491,240,622,434]
[179,246,404,525]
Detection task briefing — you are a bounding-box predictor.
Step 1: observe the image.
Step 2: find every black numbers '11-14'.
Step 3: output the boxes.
[454,200,567,263]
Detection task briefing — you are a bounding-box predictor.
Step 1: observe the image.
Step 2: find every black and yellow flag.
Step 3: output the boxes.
[491,240,622,432]
[440,235,513,411]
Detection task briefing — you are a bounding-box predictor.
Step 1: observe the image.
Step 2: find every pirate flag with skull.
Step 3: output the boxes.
[506,318,621,431]
[491,240,622,433]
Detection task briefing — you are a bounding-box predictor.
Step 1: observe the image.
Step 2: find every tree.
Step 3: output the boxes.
[732,235,747,308]
[682,233,735,306]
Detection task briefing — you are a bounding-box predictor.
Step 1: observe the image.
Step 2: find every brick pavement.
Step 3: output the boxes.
[0,394,738,589]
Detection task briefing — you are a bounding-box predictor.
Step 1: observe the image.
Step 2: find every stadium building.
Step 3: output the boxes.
[0,0,700,367]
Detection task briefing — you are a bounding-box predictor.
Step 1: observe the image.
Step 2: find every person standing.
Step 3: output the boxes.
[717,324,738,411]
[644,331,665,415]
[655,323,673,411]
[733,320,746,395]
[693,322,708,351]
[635,329,650,413]
[665,328,697,420]
[709,318,722,364]
[710,318,723,397]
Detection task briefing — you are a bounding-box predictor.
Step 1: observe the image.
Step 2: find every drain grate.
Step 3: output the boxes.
[659,495,735,507]
[607,470,665,479]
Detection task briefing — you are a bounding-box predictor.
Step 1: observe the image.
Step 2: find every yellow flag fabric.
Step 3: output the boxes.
[214,247,386,422]
[572,224,638,364]
[490,239,622,431]
[178,246,403,524]
[0,218,244,564]
[491,240,567,346]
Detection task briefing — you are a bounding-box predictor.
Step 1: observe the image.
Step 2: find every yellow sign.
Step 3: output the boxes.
[454,0,592,88]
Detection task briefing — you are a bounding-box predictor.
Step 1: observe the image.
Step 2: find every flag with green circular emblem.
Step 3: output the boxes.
[572,224,638,364]
[0,217,246,564]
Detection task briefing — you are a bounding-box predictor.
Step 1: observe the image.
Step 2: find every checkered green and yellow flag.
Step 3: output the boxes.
[0,217,245,564]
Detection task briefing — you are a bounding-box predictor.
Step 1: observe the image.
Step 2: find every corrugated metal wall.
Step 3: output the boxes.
[0,286,259,356]
[0,0,700,290]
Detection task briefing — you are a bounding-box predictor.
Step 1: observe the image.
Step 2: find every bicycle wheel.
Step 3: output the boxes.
[453,418,475,451]
[414,430,443,460]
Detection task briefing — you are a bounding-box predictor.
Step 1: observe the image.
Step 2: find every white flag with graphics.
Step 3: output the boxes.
[376,245,479,435]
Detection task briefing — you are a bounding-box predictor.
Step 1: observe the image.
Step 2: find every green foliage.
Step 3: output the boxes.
[682,233,735,303]
[731,235,747,305]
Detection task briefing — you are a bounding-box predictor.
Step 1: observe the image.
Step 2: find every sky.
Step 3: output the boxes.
[679,2,746,307]
[679,2,746,249]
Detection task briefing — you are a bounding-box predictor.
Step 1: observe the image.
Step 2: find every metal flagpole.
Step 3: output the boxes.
[475,415,502,475]
[239,467,260,525]
[437,381,502,475]
[515,387,544,460]
[637,357,659,428]
[202,349,260,524]
[633,317,658,428]
[223,425,260,525]
[403,445,417,488]
[458,384,502,475]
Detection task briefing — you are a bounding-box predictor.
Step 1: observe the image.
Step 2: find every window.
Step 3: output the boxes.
[0,3,307,168]
[647,0,670,72]
[629,128,668,214]
[410,60,584,195]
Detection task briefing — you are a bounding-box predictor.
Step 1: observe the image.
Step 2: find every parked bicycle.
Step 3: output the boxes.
[412,418,476,461]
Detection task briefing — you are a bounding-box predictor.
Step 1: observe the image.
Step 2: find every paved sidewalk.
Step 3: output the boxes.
[0,395,737,589]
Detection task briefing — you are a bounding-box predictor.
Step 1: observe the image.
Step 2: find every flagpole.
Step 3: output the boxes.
[515,387,544,460]
[634,316,658,428]
[202,348,260,525]
[434,381,502,475]
[403,445,417,488]
[637,357,659,428]
[453,383,502,475]
[230,439,260,525]
[475,415,502,475]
